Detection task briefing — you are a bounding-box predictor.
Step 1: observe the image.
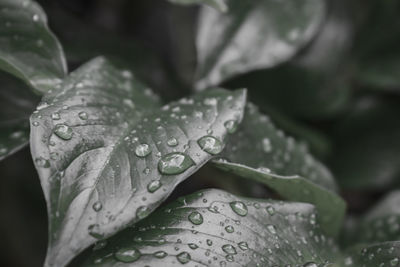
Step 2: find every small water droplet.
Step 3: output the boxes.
[51,113,60,120]
[88,224,103,239]
[54,124,73,140]
[188,243,198,250]
[135,144,151,158]
[154,251,167,259]
[167,137,178,147]
[114,247,141,263]
[136,206,150,220]
[262,138,272,153]
[79,111,88,120]
[225,225,234,233]
[158,153,195,175]
[32,14,39,22]
[391,258,399,266]
[266,206,275,216]
[177,252,191,264]
[230,201,248,216]
[92,201,102,212]
[35,157,50,168]
[238,242,248,251]
[303,263,318,267]
[197,136,223,155]
[147,180,161,193]
[222,244,237,255]
[267,225,277,235]
[188,211,203,225]
[224,120,238,134]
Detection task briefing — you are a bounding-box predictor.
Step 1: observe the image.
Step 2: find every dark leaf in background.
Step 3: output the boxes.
[168,0,227,12]
[83,189,339,266]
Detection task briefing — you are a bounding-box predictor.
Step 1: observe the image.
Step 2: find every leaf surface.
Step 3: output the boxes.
[195,0,326,89]
[168,0,227,12]
[0,0,67,92]
[343,242,400,267]
[83,189,339,266]
[213,103,346,236]
[30,57,246,267]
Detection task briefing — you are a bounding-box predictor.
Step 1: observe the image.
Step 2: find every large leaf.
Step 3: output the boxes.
[0,0,67,93]
[343,241,400,267]
[0,72,39,160]
[195,0,326,89]
[30,57,247,267]
[168,0,227,12]
[213,103,346,236]
[83,189,340,266]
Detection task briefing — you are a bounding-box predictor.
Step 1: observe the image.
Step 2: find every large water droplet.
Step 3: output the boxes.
[158,153,195,175]
[229,201,248,216]
[135,144,151,158]
[136,206,150,220]
[114,247,141,263]
[177,252,191,264]
[197,136,223,155]
[222,244,237,255]
[54,124,73,140]
[188,211,203,225]
[147,180,161,193]
[224,120,238,134]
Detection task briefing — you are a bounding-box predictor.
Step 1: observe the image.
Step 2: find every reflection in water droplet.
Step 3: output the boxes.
[114,247,141,263]
[222,244,237,255]
[54,124,73,140]
[224,120,238,134]
[230,201,248,216]
[177,252,191,264]
[188,211,203,225]
[135,144,151,158]
[197,136,224,155]
[147,180,162,193]
[158,153,195,175]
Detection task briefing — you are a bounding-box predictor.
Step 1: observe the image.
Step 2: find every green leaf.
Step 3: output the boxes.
[0,0,67,93]
[352,191,400,245]
[343,241,400,267]
[195,0,326,89]
[30,57,246,267]
[213,103,346,236]
[82,189,340,266]
[168,0,228,12]
[0,72,39,160]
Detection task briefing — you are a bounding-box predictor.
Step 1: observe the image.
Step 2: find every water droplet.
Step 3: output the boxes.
[225,225,234,233]
[158,153,195,175]
[391,258,399,266]
[303,263,318,267]
[136,206,150,220]
[78,111,88,120]
[224,120,238,134]
[222,244,237,255]
[188,243,198,249]
[88,224,103,239]
[238,242,248,251]
[167,137,178,147]
[147,180,162,193]
[92,201,102,212]
[135,144,151,158]
[114,247,141,263]
[266,206,275,216]
[51,113,60,120]
[207,239,213,246]
[188,211,203,225]
[154,251,167,259]
[54,124,73,140]
[93,240,107,251]
[267,225,277,235]
[35,157,50,168]
[230,201,248,216]
[262,138,272,153]
[32,14,39,22]
[177,252,191,264]
[197,136,223,155]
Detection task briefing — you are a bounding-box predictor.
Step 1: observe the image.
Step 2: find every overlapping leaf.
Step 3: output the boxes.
[30,57,246,267]
[83,189,339,266]
[195,0,326,89]
[213,103,346,236]
[343,242,400,267]
[0,0,67,93]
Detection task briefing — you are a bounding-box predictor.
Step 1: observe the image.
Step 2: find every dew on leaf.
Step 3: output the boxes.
[238,242,248,251]
[136,206,150,220]
[230,201,248,216]
[167,137,179,147]
[177,252,191,264]
[147,180,162,193]
[188,243,198,249]
[303,263,318,267]
[224,120,238,134]
[266,206,275,216]
[35,157,50,168]
[114,247,141,263]
[135,144,151,158]
[158,152,195,175]
[222,244,237,255]
[78,111,88,120]
[198,136,224,155]
[54,124,73,140]
[92,201,102,212]
[188,211,204,225]
[225,225,234,233]
[153,251,167,259]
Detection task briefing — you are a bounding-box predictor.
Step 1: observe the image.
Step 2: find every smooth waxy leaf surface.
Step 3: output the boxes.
[213,103,346,236]
[30,57,246,267]
[83,189,339,266]
[168,0,227,12]
[195,0,326,89]
[0,0,67,93]
[0,72,39,160]
[353,191,400,244]
[343,242,400,267]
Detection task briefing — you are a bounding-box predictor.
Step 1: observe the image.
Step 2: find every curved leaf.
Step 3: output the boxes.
[83,189,340,266]
[213,103,346,236]
[168,0,227,12]
[195,0,326,89]
[0,0,67,93]
[30,57,246,267]
[343,241,400,267]
[0,72,39,160]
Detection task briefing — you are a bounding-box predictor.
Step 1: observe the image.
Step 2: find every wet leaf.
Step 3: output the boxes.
[195,0,326,89]
[83,189,340,266]
[213,103,346,236]
[0,0,67,93]
[30,57,246,267]
[168,0,227,12]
